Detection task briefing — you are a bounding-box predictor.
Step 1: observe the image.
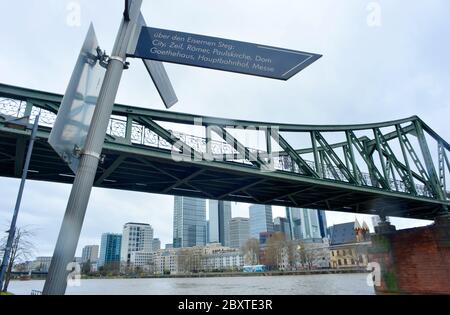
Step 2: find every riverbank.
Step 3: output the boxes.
[11,268,369,281]
[134,268,369,279]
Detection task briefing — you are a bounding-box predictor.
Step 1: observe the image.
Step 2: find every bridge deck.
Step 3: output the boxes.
[0,126,446,220]
[0,83,449,220]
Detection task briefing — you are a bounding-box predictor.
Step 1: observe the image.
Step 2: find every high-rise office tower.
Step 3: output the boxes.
[286,207,302,240]
[229,217,250,249]
[81,245,99,264]
[152,238,161,252]
[173,196,207,248]
[120,222,153,263]
[98,233,122,267]
[249,204,274,239]
[286,208,328,240]
[273,217,291,240]
[318,210,328,238]
[206,220,210,243]
[208,200,232,246]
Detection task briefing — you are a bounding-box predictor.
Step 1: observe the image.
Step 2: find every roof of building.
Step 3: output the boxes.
[362,221,370,231]
[230,217,249,221]
[354,218,361,230]
[124,222,150,226]
[329,222,357,245]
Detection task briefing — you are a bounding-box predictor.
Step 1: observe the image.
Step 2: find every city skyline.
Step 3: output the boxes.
[49,200,396,258]
[2,196,433,259]
[1,0,443,259]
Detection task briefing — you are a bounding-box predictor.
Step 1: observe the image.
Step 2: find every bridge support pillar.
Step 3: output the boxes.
[368,215,450,295]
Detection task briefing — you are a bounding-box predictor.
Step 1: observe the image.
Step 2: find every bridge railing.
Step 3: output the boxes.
[0,87,449,204]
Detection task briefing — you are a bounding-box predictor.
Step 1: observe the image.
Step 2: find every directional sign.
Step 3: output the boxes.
[128,27,322,80]
[127,13,178,108]
[48,23,106,173]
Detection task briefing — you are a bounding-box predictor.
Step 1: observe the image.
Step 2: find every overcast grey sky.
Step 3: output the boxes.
[1,0,449,257]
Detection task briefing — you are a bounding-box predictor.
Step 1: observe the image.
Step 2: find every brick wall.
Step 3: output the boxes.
[368,217,450,295]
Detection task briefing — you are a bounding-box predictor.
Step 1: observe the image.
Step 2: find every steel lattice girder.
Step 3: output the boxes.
[0,83,449,219]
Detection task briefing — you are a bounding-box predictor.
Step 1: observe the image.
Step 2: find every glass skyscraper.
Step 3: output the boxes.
[98,233,122,267]
[173,196,207,248]
[274,217,291,240]
[249,204,274,239]
[208,200,232,246]
[286,208,328,240]
[229,217,250,249]
[286,207,302,240]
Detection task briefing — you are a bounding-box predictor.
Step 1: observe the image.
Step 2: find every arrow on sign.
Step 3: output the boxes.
[128,27,322,81]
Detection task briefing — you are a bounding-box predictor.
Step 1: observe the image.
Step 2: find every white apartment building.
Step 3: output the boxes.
[120,222,153,263]
[154,249,179,275]
[130,251,155,272]
[202,251,244,271]
[152,243,244,275]
[81,245,99,263]
[32,257,52,272]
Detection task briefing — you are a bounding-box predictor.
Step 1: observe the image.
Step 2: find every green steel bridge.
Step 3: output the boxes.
[0,83,449,220]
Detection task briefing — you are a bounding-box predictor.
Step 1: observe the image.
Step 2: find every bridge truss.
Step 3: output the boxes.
[0,84,449,220]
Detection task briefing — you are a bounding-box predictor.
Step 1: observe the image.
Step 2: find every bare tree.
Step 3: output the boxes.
[177,248,192,274]
[264,232,286,271]
[82,259,92,275]
[177,248,205,273]
[0,227,36,292]
[241,238,260,265]
[285,241,297,271]
[98,261,120,276]
[297,241,326,270]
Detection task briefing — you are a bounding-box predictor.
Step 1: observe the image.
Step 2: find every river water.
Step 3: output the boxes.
[8,273,375,295]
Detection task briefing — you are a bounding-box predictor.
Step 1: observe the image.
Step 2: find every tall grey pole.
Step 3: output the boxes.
[43,0,142,295]
[0,114,40,291]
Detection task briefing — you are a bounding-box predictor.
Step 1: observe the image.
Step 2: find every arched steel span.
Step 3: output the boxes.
[0,83,449,220]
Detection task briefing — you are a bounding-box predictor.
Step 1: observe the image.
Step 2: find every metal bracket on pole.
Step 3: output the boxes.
[109,56,130,70]
[96,47,110,68]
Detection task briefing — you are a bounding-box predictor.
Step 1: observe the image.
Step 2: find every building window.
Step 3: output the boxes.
[344,259,347,265]
[338,260,342,266]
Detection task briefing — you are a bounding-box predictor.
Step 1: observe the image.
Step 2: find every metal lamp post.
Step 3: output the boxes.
[0,114,40,291]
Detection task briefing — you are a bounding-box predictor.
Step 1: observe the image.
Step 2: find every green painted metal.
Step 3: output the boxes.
[347,130,390,189]
[276,134,319,177]
[345,131,364,185]
[321,152,341,181]
[373,128,391,190]
[438,142,445,190]
[396,125,434,194]
[0,83,449,219]
[313,131,357,184]
[95,155,127,185]
[310,131,322,178]
[396,124,417,195]
[211,125,264,169]
[414,120,446,201]
[374,128,416,195]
